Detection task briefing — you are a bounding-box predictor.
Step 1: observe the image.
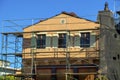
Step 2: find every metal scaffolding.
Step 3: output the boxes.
[0,17,99,80]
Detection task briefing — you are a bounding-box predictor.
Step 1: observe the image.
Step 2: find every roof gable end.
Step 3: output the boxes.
[24,12,99,30]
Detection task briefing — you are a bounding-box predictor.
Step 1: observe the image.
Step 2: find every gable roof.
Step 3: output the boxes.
[24,11,98,29]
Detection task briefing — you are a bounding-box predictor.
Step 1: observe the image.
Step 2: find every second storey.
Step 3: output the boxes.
[22,12,100,59]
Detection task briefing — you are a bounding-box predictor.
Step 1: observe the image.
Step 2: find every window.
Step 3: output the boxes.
[73,68,79,80]
[37,34,46,48]
[114,34,117,38]
[58,33,66,48]
[60,19,66,24]
[51,68,57,80]
[80,32,90,47]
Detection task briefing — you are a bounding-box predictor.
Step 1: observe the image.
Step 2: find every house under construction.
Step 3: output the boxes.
[1,3,120,80]
[22,11,99,80]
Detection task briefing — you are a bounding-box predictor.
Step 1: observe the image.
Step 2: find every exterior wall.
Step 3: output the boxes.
[0,60,15,76]
[35,65,97,80]
[0,67,15,75]
[23,13,99,59]
[24,14,99,32]
[22,13,100,80]
[0,60,10,67]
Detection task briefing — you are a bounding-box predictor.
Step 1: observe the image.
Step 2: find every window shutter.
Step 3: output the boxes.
[31,35,36,48]
[46,36,51,47]
[66,34,69,47]
[90,33,96,47]
[69,36,74,47]
[53,36,58,48]
[74,35,80,47]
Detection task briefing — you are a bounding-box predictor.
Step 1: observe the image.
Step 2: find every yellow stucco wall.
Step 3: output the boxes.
[23,13,100,60]
[24,13,99,32]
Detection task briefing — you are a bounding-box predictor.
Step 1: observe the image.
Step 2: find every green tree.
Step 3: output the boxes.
[0,76,17,80]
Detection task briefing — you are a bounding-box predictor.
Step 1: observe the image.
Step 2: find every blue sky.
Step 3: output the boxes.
[0,0,116,36]
[0,0,115,21]
[0,0,116,66]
